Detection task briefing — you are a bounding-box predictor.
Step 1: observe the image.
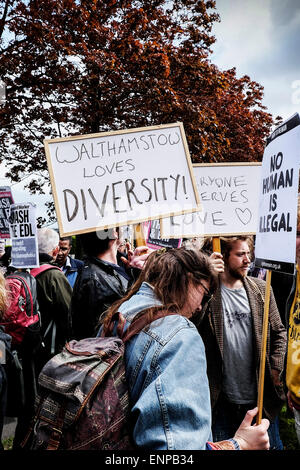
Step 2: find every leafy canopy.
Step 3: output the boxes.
[0,0,280,222]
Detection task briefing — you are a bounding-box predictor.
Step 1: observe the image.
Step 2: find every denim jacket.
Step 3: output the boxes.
[118,282,213,450]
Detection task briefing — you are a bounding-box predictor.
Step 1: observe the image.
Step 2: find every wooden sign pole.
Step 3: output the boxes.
[212,237,221,254]
[256,268,272,424]
[133,223,147,247]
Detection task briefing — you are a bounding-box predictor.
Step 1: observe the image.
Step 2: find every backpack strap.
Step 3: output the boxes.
[20,392,66,451]
[6,349,26,409]
[43,319,57,355]
[20,393,45,449]
[46,400,67,450]
[101,310,173,343]
[122,310,177,343]
[31,264,61,277]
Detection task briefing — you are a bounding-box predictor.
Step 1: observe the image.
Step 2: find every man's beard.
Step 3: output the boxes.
[228,265,248,280]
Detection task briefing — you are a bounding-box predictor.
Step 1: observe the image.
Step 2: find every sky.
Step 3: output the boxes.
[1,0,300,225]
[211,0,300,122]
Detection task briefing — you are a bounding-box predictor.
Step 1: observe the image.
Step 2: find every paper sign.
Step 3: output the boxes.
[44,123,200,236]
[0,186,14,239]
[160,163,261,238]
[9,203,39,268]
[146,220,182,250]
[254,114,300,274]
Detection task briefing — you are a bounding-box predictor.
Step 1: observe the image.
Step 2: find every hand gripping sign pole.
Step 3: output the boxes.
[212,237,221,254]
[256,269,272,425]
[254,113,300,424]
[212,234,271,424]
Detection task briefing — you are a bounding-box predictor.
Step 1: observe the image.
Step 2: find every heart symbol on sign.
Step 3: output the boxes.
[235,208,252,225]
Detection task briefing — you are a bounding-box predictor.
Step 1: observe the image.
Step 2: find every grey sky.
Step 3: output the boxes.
[211,0,300,122]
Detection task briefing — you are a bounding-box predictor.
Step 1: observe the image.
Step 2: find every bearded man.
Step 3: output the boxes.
[195,236,286,450]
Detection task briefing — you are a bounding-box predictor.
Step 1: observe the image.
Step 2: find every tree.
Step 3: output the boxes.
[0,0,279,223]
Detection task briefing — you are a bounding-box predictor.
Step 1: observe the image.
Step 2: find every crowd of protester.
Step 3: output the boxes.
[0,206,300,450]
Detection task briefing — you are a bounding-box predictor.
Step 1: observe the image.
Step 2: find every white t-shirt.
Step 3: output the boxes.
[221,284,257,404]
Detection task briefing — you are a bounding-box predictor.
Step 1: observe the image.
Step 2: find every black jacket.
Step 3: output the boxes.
[0,326,11,447]
[70,255,136,340]
[271,269,295,328]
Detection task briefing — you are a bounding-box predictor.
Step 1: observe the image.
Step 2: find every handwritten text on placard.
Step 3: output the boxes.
[45,123,200,236]
[160,163,261,238]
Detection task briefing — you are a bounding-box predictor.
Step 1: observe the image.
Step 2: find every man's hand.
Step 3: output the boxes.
[209,252,224,274]
[120,244,153,270]
[233,407,270,450]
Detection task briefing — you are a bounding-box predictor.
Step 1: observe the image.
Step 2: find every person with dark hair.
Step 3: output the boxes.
[0,240,12,275]
[70,228,150,340]
[195,236,286,450]
[100,247,270,450]
[56,236,84,288]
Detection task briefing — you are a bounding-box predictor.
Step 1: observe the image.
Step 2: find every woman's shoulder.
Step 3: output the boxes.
[143,313,198,345]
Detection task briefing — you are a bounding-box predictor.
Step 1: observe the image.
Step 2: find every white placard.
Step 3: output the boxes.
[160,163,261,238]
[9,202,39,268]
[0,186,14,239]
[44,123,200,236]
[255,114,300,274]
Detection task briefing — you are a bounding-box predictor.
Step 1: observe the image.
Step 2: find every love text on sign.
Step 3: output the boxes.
[160,163,261,238]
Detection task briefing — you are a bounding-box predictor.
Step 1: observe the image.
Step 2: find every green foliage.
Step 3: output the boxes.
[279,405,300,450]
[1,436,13,450]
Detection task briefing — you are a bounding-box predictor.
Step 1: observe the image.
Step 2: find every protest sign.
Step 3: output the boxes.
[160,163,261,238]
[254,113,300,274]
[0,186,14,239]
[146,219,182,250]
[254,114,300,425]
[9,203,39,268]
[44,123,200,237]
